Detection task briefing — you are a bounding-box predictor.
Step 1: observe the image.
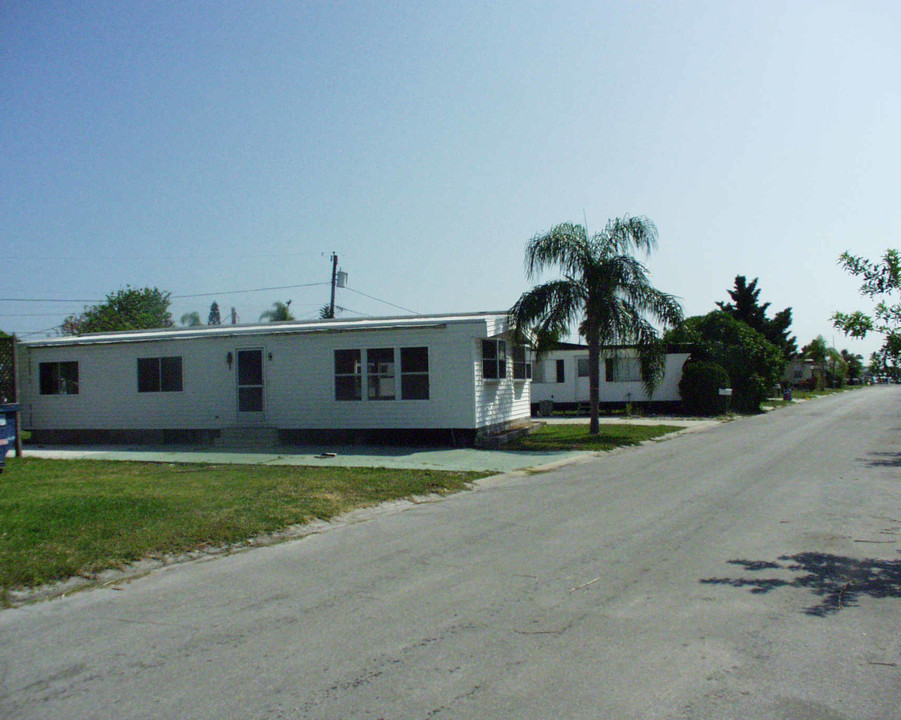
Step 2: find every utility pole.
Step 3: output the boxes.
[329,252,338,318]
[12,334,22,458]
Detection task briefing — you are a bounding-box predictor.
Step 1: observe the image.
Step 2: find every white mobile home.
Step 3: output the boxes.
[18,312,531,445]
[529,343,690,411]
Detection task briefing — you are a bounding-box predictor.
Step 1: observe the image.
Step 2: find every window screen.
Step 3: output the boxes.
[367,348,395,400]
[138,357,182,393]
[482,340,506,380]
[401,347,429,399]
[39,361,79,395]
[335,349,362,401]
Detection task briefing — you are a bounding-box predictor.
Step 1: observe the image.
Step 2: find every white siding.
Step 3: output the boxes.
[22,337,241,431]
[529,356,580,404]
[264,323,478,430]
[19,314,533,433]
[472,334,532,429]
[530,350,689,404]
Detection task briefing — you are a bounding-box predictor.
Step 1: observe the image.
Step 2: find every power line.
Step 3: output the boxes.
[14,325,64,338]
[171,282,330,299]
[3,274,419,333]
[0,281,331,304]
[0,312,69,317]
[0,297,103,303]
[5,249,327,262]
[295,305,373,321]
[334,305,373,317]
[342,286,420,315]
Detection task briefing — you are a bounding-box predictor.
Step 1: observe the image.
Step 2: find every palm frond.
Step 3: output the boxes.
[636,336,667,397]
[524,223,590,281]
[620,283,684,329]
[600,215,659,256]
[509,279,584,348]
[512,214,682,434]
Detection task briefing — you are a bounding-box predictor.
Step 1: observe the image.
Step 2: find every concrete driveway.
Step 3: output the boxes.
[21,417,714,473]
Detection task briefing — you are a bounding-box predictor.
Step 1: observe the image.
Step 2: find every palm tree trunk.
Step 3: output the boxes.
[587,320,600,435]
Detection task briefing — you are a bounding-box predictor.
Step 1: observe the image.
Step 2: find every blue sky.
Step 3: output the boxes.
[3,1,899,359]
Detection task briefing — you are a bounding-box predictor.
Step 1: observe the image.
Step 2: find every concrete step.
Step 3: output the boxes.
[473,422,535,450]
[215,427,280,449]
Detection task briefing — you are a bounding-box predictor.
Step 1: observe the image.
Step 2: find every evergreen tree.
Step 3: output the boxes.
[208,301,221,325]
[717,275,797,357]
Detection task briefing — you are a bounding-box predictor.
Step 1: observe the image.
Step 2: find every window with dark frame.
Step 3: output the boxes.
[401,346,429,399]
[556,358,565,383]
[334,349,362,401]
[512,346,531,380]
[367,348,396,400]
[482,339,506,380]
[137,356,183,393]
[39,361,79,395]
[605,356,642,382]
[335,347,430,401]
[577,358,589,378]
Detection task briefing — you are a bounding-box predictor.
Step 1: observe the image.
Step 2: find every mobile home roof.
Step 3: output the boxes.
[21,311,511,348]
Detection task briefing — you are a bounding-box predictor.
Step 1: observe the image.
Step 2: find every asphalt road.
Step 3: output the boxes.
[3,387,901,719]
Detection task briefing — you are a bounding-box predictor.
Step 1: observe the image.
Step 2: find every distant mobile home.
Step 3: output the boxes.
[783,357,817,385]
[529,343,690,411]
[18,312,532,446]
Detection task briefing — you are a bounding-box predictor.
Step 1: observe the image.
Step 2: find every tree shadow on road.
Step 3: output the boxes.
[701,552,901,616]
[862,451,901,467]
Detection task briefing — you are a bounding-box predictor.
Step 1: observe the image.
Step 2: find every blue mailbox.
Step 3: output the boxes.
[0,403,19,473]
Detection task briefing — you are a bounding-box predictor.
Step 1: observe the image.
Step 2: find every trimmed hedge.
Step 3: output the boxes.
[679,361,731,416]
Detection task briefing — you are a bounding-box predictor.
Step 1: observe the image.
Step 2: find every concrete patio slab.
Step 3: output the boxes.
[21,444,588,474]
[20,417,719,473]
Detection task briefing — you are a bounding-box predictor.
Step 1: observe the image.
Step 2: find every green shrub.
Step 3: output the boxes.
[665,311,785,412]
[679,361,731,415]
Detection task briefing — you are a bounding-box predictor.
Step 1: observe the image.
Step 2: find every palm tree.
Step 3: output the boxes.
[840,348,863,383]
[180,311,202,327]
[802,336,828,388]
[260,300,295,322]
[510,217,683,435]
[825,347,846,387]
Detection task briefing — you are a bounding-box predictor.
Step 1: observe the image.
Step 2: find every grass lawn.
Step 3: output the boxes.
[0,458,486,600]
[509,422,683,452]
[791,386,863,400]
[766,384,865,409]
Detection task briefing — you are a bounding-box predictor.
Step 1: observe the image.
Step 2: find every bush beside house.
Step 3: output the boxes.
[679,361,731,415]
[666,311,784,413]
